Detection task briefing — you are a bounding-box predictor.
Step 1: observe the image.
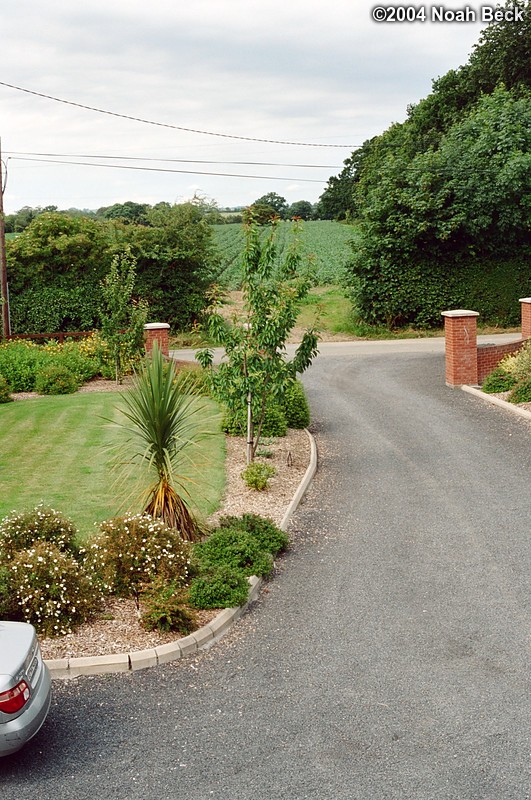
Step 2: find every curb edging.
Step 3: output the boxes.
[46,429,317,679]
[461,385,531,421]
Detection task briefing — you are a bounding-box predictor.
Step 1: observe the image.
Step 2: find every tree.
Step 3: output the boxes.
[99,247,149,383]
[117,343,216,541]
[253,192,289,218]
[197,219,319,463]
[287,201,314,221]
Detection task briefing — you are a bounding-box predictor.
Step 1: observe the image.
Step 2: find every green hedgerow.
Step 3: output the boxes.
[218,513,289,556]
[0,375,13,403]
[140,578,197,634]
[35,363,79,394]
[194,528,273,578]
[9,541,102,637]
[188,564,250,609]
[241,462,276,491]
[0,505,79,561]
[282,380,310,428]
[508,377,531,404]
[85,514,192,602]
[481,367,517,393]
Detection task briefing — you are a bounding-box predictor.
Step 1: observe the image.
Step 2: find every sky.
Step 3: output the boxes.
[1,0,490,214]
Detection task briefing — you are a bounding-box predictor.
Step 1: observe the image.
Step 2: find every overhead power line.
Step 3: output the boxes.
[5,150,342,169]
[0,81,355,149]
[11,156,327,183]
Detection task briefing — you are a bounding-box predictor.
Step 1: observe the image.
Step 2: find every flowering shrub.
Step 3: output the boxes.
[9,541,102,637]
[85,514,192,602]
[0,505,79,561]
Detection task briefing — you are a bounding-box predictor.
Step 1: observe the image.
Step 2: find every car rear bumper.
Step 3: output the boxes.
[0,662,52,756]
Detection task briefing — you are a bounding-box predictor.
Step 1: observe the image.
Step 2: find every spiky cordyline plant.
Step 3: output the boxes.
[117,343,216,541]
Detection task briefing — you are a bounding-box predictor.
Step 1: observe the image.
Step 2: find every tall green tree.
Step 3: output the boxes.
[197,220,319,463]
[100,247,148,383]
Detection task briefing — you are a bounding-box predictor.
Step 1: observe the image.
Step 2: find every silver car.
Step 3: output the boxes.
[0,621,51,756]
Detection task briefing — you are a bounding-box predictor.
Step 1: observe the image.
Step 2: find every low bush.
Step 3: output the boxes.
[188,564,250,609]
[85,514,192,602]
[194,528,273,577]
[241,462,276,491]
[282,380,310,428]
[0,565,19,619]
[218,513,288,556]
[173,365,212,397]
[0,340,40,391]
[481,367,517,393]
[35,363,79,395]
[508,378,531,404]
[0,375,13,403]
[0,505,79,561]
[9,541,102,637]
[140,578,197,634]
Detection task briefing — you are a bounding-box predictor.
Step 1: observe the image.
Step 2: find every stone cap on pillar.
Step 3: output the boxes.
[441,310,480,317]
[519,298,531,304]
[144,323,170,330]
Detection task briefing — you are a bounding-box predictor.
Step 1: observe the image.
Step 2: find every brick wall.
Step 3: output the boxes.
[477,340,526,384]
[144,323,170,357]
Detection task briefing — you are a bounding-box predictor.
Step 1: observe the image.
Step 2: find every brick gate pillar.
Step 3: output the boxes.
[441,310,479,386]
[520,298,531,340]
[144,323,170,356]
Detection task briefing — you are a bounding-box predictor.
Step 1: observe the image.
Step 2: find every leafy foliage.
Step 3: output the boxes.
[0,375,13,403]
[198,220,319,462]
[282,379,310,428]
[188,564,250,609]
[0,505,79,561]
[481,367,517,393]
[34,364,79,395]
[218,513,288,556]
[241,462,277,491]
[194,527,273,578]
[140,578,197,633]
[99,247,148,383]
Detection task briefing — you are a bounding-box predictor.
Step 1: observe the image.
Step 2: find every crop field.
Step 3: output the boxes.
[213,220,357,288]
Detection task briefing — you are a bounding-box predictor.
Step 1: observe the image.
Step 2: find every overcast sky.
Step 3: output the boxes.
[1,1,489,213]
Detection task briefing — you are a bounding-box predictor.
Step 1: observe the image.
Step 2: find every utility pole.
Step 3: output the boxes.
[0,137,10,339]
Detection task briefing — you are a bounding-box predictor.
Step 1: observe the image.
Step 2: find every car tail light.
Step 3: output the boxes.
[0,680,30,714]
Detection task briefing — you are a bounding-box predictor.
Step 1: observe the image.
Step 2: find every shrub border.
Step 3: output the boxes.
[45,428,318,679]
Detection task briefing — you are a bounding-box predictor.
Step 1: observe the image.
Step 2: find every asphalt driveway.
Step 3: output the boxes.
[2,346,530,799]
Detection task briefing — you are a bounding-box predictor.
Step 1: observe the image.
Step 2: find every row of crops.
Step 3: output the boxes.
[212,220,357,288]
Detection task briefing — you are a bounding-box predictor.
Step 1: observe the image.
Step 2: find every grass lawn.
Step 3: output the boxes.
[0,392,225,541]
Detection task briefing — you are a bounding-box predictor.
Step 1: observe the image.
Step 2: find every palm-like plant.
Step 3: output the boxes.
[117,343,216,541]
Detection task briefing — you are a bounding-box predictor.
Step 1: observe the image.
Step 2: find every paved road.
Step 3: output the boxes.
[2,347,530,799]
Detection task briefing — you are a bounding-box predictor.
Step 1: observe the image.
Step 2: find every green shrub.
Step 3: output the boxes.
[481,367,518,393]
[221,403,288,438]
[39,339,99,384]
[0,505,79,561]
[35,363,79,394]
[282,380,310,428]
[9,541,102,637]
[173,365,212,397]
[85,514,192,600]
[500,341,531,383]
[0,565,19,619]
[0,375,13,403]
[140,578,197,634]
[508,378,531,404]
[194,528,273,577]
[218,513,288,556]
[241,462,276,491]
[188,565,250,609]
[0,340,40,391]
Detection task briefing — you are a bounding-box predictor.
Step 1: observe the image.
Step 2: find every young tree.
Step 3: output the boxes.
[100,247,148,383]
[197,219,319,464]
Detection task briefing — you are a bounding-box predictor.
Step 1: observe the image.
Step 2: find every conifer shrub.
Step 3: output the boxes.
[508,378,531,404]
[140,578,197,634]
[481,367,517,393]
[218,513,288,556]
[188,564,250,609]
[194,528,273,577]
